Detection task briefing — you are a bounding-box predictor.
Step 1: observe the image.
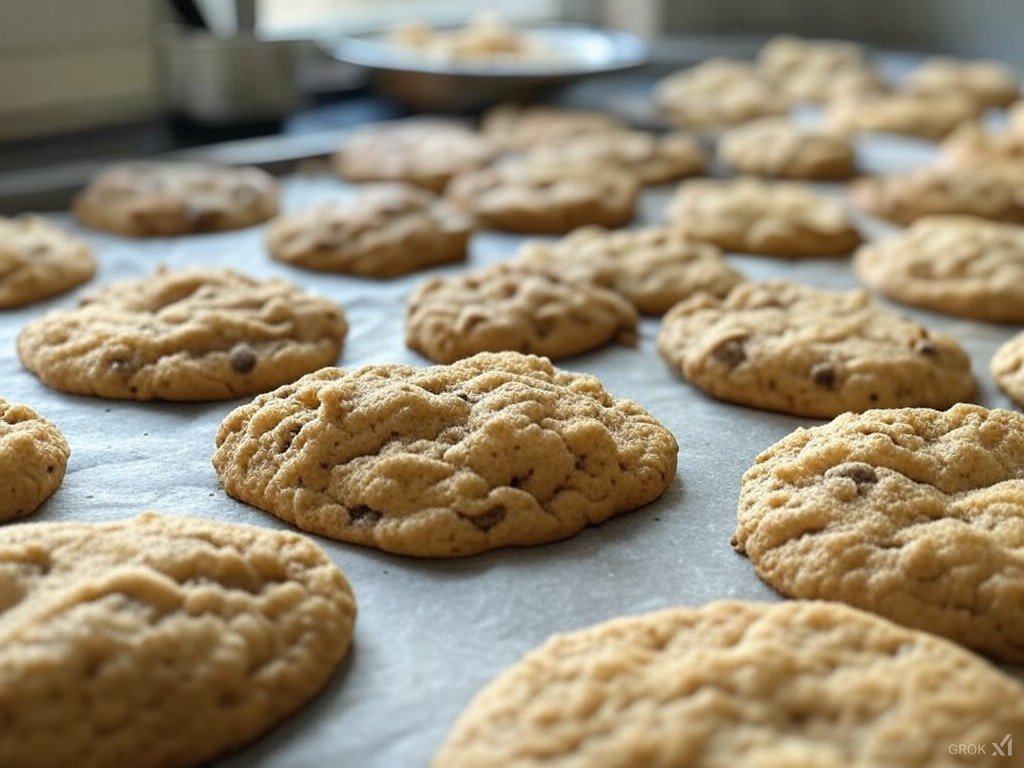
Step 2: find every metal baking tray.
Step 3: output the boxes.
[1,132,1021,767]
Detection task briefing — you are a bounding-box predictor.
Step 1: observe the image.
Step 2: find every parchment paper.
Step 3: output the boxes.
[1,131,1020,767]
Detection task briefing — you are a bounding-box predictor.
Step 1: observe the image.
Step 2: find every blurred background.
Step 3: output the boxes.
[5,0,1024,142]
[2,0,1022,211]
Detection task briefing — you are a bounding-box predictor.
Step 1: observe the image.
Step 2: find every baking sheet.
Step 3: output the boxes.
[2,131,1021,767]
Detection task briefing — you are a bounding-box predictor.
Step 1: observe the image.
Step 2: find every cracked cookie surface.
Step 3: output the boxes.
[73,162,279,237]
[17,267,347,401]
[854,215,1024,322]
[446,165,637,234]
[718,119,856,180]
[213,352,678,557]
[0,216,96,308]
[432,599,1024,768]
[852,167,1024,225]
[668,178,861,257]
[657,281,975,418]
[332,119,492,192]
[735,404,1024,661]
[0,398,69,522]
[267,184,471,277]
[517,226,744,315]
[0,512,356,768]
[405,262,637,363]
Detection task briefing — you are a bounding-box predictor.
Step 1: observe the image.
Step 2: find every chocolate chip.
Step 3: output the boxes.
[712,338,747,369]
[348,505,382,526]
[825,462,878,489]
[914,339,939,356]
[230,346,257,374]
[810,362,837,389]
[467,506,506,532]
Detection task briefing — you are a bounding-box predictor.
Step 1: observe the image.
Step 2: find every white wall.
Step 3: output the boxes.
[0,0,163,140]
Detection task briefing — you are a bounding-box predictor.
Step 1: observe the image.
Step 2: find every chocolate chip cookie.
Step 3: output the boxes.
[0,398,69,522]
[267,184,472,277]
[523,129,707,185]
[827,92,979,141]
[405,262,638,363]
[718,118,856,180]
[213,352,678,557]
[942,122,1024,171]
[654,59,789,131]
[852,167,1024,225]
[73,162,279,237]
[446,165,637,234]
[433,599,1024,767]
[855,215,1024,322]
[332,118,492,192]
[517,225,744,315]
[757,35,886,104]
[18,267,347,401]
[657,281,975,418]
[0,512,356,768]
[736,404,1024,661]
[905,57,1020,109]
[481,104,624,151]
[667,178,861,257]
[992,332,1024,407]
[0,216,96,308]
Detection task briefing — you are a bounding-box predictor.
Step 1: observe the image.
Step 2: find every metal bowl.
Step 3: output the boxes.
[319,24,648,112]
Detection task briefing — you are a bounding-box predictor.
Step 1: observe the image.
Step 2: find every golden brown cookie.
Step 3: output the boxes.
[332,118,492,193]
[992,332,1024,407]
[446,165,637,234]
[266,184,471,277]
[213,352,678,557]
[0,398,68,522]
[854,215,1024,322]
[73,162,279,237]
[942,122,1024,171]
[667,178,861,257]
[852,167,1024,225]
[0,512,356,768]
[433,600,1024,768]
[718,118,856,180]
[517,225,744,315]
[405,262,637,363]
[480,104,624,151]
[1011,100,1024,135]
[657,280,975,419]
[757,35,886,104]
[523,129,707,185]
[0,216,96,308]
[905,57,1020,109]
[827,92,979,141]
[735,404,1024,661]
[18,267,347,401]
[654,59,789,131]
